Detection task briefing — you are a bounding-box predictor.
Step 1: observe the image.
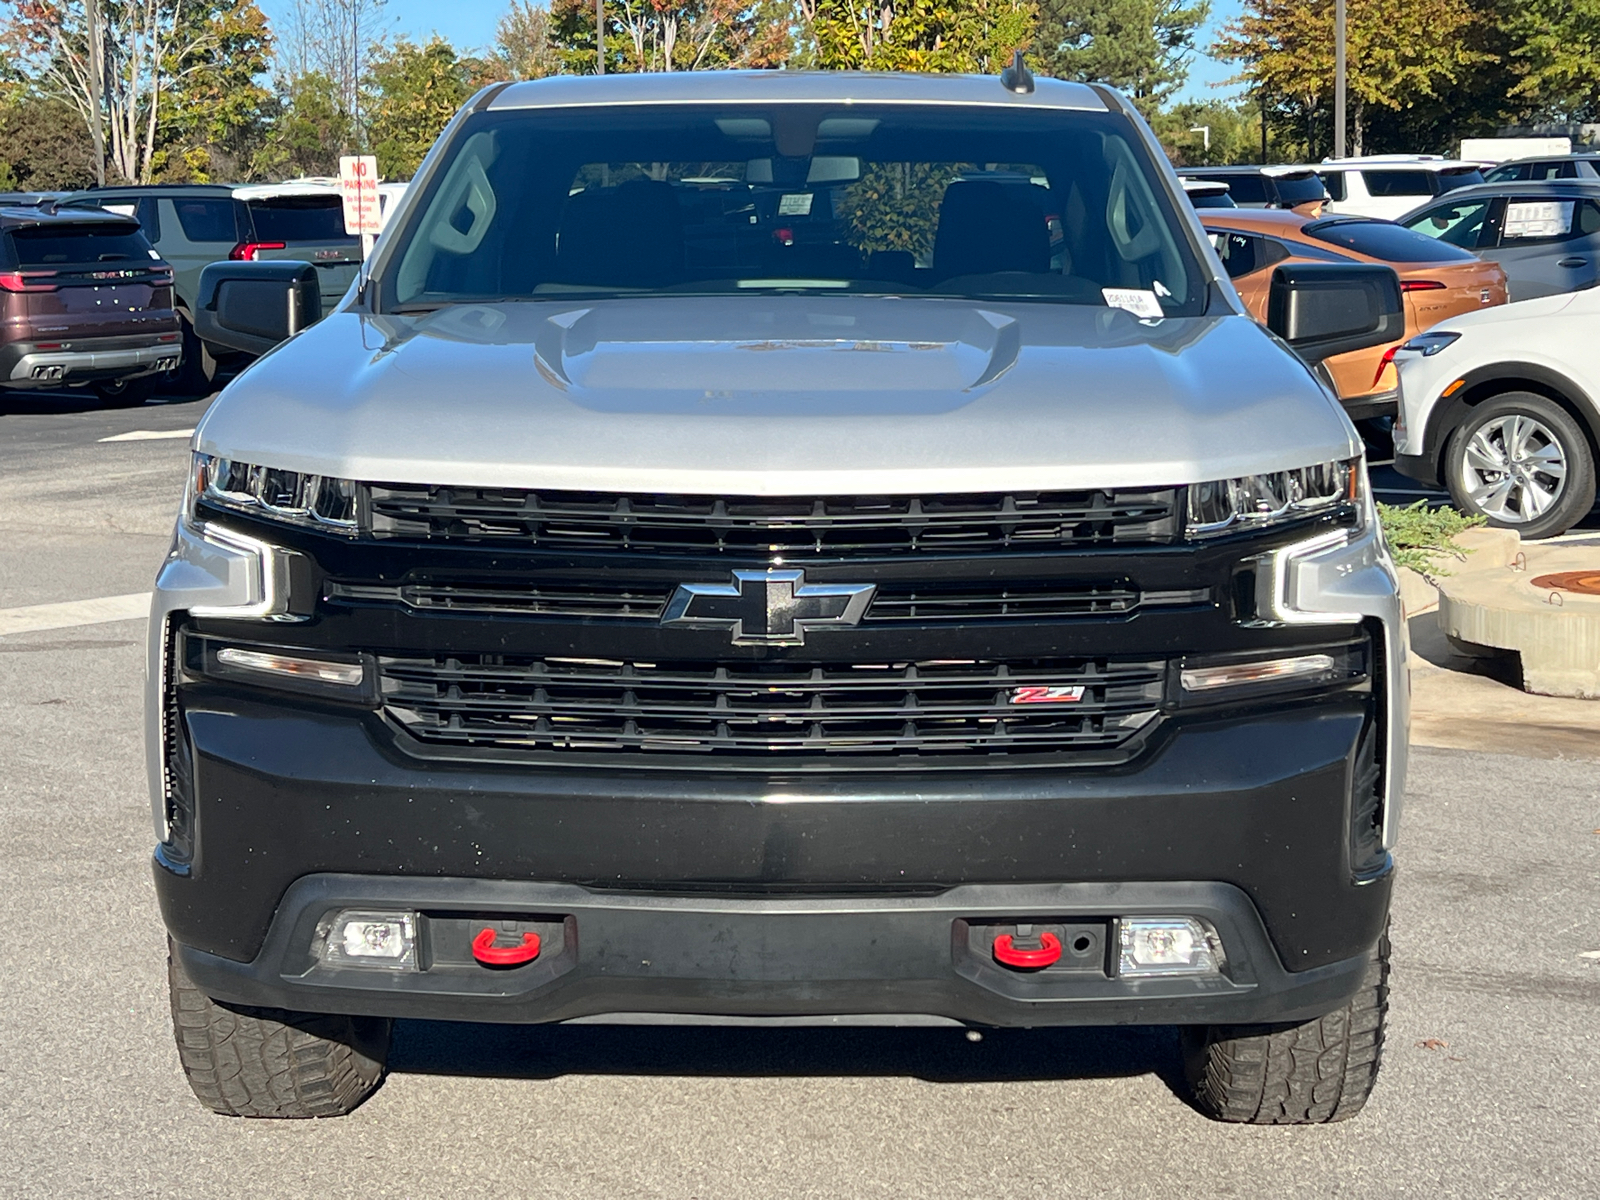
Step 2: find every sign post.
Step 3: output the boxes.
[339,155,381,259]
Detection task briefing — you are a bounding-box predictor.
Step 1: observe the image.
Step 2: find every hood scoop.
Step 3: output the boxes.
[535,299,1020,395]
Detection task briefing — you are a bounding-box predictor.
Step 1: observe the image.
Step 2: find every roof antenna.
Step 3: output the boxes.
[1000,50,1034,95]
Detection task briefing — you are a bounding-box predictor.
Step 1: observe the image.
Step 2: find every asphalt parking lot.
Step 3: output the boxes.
[1,390,1597,1198]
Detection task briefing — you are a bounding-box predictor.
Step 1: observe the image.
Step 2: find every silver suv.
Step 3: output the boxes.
[147,68,1409,1124]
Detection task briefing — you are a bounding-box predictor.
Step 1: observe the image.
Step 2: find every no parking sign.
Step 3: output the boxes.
[339,155,381,255]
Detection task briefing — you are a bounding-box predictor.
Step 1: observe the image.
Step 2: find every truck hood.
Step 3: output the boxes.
[196,297,1360,494]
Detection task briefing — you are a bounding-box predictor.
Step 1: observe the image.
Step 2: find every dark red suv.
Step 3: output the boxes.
[0,205,181,404]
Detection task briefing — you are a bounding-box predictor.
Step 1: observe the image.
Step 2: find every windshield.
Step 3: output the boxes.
[1304,218,1477,263]
[1271,173,1328,207]
[248,197,357,243]
[384,103,1205,315]
[8,223,153,266]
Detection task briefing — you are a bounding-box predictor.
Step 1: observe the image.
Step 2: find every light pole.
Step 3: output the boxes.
[1334,0,1347,159]
[1189,125,1211,153]
[596,0,604,74]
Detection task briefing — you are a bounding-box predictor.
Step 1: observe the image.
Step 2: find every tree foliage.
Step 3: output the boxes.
[364,36,470,177]
[255,69,351,177]
[154,0,274,180]
[1214,0,1493,156]
[1035,0,1208,115]
[811,0,1035,72]
[0,94,99,187]
[1503,0,1600,122]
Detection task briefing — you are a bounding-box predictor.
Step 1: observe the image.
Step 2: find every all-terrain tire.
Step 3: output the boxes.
[1180,926,1389,1124]
[167,943,392,1118]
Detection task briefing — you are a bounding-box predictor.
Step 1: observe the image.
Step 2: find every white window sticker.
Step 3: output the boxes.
[777,193,814,216]
[104,203,137,217]
[1102,288,1164,319]
[1504,201,1574,239]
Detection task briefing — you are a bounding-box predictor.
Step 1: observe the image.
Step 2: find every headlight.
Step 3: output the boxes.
[189,453,358,531]
[1186,458,1362,537]
[1398,330,1460,357]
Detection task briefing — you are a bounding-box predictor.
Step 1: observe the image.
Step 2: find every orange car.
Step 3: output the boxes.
[1200,209,1507,420]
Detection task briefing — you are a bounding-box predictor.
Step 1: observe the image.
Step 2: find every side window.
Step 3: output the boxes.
[172,198,239,243]
[135,197,161,243]
[1211,231,1259,279]
[1361,170,1435,198]
[1318,171,1346,201]
[1218,174,1267,205]
[1501,198,1577,243]
[1403,199,1492,249]
[1257,238,1295,269]
[1579,201,1600,236]
[1487,163,1527,183]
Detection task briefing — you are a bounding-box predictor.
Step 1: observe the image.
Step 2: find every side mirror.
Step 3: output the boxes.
[194,261,323,357]
[1266,261,1404,364]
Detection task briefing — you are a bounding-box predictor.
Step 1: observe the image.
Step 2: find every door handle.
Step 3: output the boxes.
[1558,256,1588,267]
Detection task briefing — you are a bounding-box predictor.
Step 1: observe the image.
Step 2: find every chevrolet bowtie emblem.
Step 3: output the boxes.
[662,570,875,645]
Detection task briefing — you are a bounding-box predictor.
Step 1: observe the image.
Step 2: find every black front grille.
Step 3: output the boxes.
[331,579,1153,623]
[364,486,1179,555]
[379,654,1167,758]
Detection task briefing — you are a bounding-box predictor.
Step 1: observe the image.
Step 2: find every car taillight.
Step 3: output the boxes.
[1373,345,1401,388]
[0,271,59,292]
[229,241,286,261]
[1400,280,1446,292]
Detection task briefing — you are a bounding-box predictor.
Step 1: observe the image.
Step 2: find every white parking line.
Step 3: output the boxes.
[0,593,151,637]
[98,428,195,443]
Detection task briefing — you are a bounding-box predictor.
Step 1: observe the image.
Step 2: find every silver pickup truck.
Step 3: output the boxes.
[148,65,1409,1124]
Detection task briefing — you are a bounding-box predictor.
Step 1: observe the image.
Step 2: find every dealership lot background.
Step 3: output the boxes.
[0,392,1594,1197]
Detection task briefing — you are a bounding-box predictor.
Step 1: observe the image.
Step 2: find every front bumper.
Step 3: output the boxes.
[174,876,1379,1028]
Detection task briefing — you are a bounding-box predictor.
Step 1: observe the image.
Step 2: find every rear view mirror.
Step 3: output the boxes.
[194,261,322,357]
[1266,262,1404,364]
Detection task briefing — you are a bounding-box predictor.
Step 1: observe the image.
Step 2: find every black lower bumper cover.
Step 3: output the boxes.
[176,876,1376,1028]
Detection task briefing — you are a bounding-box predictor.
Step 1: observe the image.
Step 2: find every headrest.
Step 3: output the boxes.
[933,181,1049,280]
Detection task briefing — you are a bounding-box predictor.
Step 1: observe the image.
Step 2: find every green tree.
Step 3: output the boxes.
[154,0,274,180]
[1035,0,1209,116]
[364,36,470,178]
[256,70,352,177]
[1214,0,1492,157]
[0,93,98,187]
[490,0,562,79]
[1153,97,1274,165]
[1503,0,1600,121]
[547,0,789,73]
[811,0,1035,72]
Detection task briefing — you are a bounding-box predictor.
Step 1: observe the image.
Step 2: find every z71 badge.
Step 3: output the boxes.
[1009,685,1087,704]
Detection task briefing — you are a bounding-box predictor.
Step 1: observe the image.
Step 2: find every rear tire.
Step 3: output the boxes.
[94,376,156,408]
[1444,392,1596,540]
[167,943,392,1118]
[1180,926,1389,1124]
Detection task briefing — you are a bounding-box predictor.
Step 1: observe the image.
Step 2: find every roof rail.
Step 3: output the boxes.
[1000,50,1034,95]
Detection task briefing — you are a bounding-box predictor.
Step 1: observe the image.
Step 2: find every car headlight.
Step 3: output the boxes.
[1398,330,1460,357]
[1187,458,1362,537]
[189,453,358,531]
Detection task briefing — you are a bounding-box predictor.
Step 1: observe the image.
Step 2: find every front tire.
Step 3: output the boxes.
[1180,926,1389,1124]
[1445,392,1596,539]
[167,944,392,1118]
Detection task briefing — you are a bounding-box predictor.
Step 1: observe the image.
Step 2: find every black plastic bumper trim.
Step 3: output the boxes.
[174,876,1376,1028]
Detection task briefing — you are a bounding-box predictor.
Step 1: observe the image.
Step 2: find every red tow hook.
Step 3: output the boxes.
[472,927,542,966]
[993,930,1062,970]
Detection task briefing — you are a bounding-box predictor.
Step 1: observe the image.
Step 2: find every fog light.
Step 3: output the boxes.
[1181,653,1335,693]
[1117,918,1223,977]
[321,910,417,970]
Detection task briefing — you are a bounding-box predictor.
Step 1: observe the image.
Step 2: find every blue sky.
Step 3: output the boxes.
[260,0,1248,104]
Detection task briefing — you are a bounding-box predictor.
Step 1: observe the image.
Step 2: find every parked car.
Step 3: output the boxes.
[1394,289,1600,537]
[1315,156,1486,220]
[1180,178,1235,208]
[1397,180,1600,301]
[1200,208,1507,419]
[152,68,1409,1126]
[0,204,180,404]
[1484,154,1600,183]
[376,181,410,232]
[1175,165,1327,215]
[61,180,360,390]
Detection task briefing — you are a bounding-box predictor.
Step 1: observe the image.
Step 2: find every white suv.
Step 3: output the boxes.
[1316,156,1487,221]
[1394,290,1600,537]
